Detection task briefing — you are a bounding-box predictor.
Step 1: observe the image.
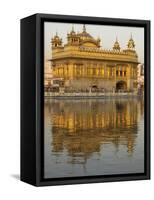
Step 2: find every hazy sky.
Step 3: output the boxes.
[44,22,144,63]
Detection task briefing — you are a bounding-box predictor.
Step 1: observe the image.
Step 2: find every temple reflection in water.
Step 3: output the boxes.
[44,98,144,178]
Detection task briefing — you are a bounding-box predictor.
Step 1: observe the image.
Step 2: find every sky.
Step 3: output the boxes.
[44,22,144,64]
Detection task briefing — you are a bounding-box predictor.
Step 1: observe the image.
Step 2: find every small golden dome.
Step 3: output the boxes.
[127,34,135,49]
[52,32,61,41]
[51,32,62,47]
[113,37,120,51]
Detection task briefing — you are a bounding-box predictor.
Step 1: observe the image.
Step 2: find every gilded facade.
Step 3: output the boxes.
[49,25,139,92]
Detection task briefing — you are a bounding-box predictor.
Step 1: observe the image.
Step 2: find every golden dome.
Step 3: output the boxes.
[76,25,100,47]
[66,25,101,48]
[77,25,93,40]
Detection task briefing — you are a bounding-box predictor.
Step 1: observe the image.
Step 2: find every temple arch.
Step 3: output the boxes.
[116,81,127,91]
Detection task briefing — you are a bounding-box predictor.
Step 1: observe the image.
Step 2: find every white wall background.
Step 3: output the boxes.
[0,0,153,199]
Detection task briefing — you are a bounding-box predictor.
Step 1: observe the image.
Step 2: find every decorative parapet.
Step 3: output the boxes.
[52,45,138,63]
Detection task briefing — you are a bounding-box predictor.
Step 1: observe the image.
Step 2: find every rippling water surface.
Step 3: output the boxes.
[44,98,144,178]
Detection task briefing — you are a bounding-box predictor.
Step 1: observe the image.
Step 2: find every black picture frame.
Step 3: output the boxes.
[20,13,150,186]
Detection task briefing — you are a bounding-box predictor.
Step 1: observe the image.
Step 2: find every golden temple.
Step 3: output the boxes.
[49,25,139,93]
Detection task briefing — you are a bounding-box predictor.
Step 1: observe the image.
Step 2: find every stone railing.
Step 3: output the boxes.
[44,91,138,98]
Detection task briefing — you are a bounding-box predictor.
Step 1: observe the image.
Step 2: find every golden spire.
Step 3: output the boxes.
[113,36,120,51]
[72,25,74,32]
[70,24,75,35]
[83,24,86,32]
[127,33,135,49]
[97,36,100,41]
